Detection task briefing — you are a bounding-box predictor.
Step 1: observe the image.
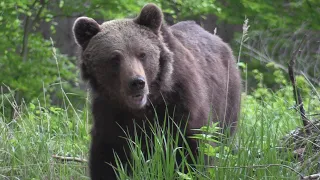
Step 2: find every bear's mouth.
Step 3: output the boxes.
[127,93,148,109]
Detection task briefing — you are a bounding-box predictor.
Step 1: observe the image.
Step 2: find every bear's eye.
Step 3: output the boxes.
[110,54,120,61]
[138,52,146,60]
[109,53,121,68]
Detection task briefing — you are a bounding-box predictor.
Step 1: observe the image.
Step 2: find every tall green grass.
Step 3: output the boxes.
[1,85,314,179]
[0,90,90,179]
[112,90,307,180]
[113,108,210,180]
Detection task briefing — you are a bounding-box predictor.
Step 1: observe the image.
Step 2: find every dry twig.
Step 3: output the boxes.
[52,154,87,163]
[288,34,311,131]
[301,173,320,180]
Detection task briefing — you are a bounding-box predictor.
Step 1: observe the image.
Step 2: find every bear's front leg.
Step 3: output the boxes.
[89,136,128,180]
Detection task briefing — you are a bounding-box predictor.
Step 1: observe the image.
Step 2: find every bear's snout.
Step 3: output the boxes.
[129,76,145,91]
[125,75,149,109]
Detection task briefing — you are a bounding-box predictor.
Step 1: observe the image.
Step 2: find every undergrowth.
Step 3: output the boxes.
[1,81,319,179]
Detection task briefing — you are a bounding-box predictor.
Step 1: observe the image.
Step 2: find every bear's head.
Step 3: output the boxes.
[73,3,174,110]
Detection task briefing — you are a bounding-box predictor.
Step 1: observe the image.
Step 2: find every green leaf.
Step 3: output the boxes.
[177,171,192,180]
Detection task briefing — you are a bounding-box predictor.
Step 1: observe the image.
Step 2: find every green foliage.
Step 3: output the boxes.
[0,1,78,106]
[236,28,320,91]
[59,0,148,19]
[215,0,320,30]
[59,0,221,21]
[248,66,319,115]
[158,0,221,21]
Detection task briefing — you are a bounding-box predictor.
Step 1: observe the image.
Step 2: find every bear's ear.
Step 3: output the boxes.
[134,3,163,34]
[73,17,101,49]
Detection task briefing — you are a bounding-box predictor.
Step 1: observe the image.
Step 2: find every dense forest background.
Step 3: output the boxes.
[0,0,320,179]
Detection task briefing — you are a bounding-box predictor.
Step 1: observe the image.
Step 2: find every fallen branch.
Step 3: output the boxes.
[301,173,320,180]
[52,154,87,163]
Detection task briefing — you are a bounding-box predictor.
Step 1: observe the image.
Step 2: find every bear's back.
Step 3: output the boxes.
[169,20,239,93]
[170,21,241,130]
[170,21,232,65]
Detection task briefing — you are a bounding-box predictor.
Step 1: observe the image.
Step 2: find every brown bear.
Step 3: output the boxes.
[72,3,241,180]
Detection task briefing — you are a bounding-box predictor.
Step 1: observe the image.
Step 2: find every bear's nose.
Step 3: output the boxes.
[129,77,145,91]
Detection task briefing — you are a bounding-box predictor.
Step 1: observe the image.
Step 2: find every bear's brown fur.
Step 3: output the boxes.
[73,3,241,180]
